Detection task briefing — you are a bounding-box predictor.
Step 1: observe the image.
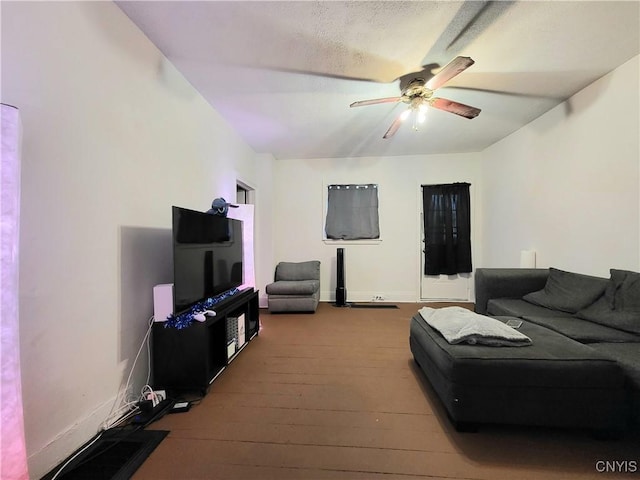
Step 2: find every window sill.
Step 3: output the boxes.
[323,239,382,245]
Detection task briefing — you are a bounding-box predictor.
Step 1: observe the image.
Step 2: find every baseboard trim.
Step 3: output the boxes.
[320,290,417,303]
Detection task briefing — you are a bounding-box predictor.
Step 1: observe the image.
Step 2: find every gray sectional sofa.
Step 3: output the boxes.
[410,267,640,433]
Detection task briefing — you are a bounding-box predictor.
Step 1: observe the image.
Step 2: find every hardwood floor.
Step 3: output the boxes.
[134,302,640,479]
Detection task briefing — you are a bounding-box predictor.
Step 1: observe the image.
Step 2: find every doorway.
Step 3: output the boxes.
[419,183,472,301]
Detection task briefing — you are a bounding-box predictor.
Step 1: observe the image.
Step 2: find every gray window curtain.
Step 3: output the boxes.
[325,184,380,240]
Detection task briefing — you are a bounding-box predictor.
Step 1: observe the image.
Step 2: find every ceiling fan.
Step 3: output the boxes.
[350,56,481,139]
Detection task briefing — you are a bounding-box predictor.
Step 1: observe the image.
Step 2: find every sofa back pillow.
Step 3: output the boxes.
[577,297,640,334]
[577,269,640,334]
[605,269,640,312]
[523,267,608,314]
[275,261,321,281]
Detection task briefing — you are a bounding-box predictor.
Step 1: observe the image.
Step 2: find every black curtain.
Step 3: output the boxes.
[422,183,472,275]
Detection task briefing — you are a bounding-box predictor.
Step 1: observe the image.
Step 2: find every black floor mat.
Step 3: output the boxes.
[42,429,168,480]
[349,303,398,309]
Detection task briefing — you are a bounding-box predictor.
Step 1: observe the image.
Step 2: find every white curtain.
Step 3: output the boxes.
[1,104,29,479]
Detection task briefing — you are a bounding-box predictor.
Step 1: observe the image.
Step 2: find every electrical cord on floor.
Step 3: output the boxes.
[103,315,154,431]
[49,430,105,480]
[52,315,160,479]
[134,397,175,427]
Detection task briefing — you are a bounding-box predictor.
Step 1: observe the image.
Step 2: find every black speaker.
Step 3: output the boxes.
[335,248,347,306]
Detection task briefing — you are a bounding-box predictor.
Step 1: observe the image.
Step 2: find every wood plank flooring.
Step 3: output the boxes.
[134,302,640,479]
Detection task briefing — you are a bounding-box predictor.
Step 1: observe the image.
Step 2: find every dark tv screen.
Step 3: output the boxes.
[172,206,243,314]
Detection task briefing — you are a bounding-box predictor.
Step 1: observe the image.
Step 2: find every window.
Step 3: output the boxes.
[422,183,472,275]
[325,184,379,240]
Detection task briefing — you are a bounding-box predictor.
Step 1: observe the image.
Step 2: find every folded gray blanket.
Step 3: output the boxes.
[418,306,532,347]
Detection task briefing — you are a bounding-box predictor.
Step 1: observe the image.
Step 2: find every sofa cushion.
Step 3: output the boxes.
[266,279,320,295]
[576,295,640,335]
[410,315,624,389]
[589,343,640,390]
[268,296,319,313]
[523,316,640,344]
[605,269,640,312]
[522,267,608,314]
[487,298,573,318]
[274,261,320,281]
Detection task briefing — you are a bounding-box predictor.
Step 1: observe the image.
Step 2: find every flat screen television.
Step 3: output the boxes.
[172,206,243,314]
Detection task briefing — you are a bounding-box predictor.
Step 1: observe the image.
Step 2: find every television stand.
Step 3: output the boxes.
[151,288,259,395]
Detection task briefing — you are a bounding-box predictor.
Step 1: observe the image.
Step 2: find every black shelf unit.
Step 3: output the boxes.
[152,288,259,394]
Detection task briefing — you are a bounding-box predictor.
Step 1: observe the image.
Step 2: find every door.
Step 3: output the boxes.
[419,184,471,301]
[420,243,471,300]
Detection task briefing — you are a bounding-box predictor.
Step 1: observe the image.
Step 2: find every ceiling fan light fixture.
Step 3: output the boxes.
[410,99,428,130]
[352,56,480,139]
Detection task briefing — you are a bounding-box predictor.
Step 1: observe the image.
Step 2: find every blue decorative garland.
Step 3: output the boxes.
[163,288,241,329]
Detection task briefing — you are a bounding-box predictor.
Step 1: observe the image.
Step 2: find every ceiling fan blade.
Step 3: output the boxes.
[382,110,408,139]
[350,97,402,108]
[444,85,560,100]
[430,97,481,119]
[425,56,475,91]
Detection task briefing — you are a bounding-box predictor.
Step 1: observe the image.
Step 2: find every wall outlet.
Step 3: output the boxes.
[372,295,385,302]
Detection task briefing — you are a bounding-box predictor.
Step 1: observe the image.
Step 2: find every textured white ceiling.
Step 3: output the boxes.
[116,1,640,159]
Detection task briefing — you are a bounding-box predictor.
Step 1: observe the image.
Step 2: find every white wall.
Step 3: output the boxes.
[480,55,640,276]
[1,3,266,478]
[273,154,482,302]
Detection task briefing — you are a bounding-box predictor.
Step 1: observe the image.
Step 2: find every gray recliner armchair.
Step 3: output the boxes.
[265,261,321,313]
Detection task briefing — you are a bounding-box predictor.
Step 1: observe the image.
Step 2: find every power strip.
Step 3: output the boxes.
[144,389,166,407]
[132,398,174,426]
